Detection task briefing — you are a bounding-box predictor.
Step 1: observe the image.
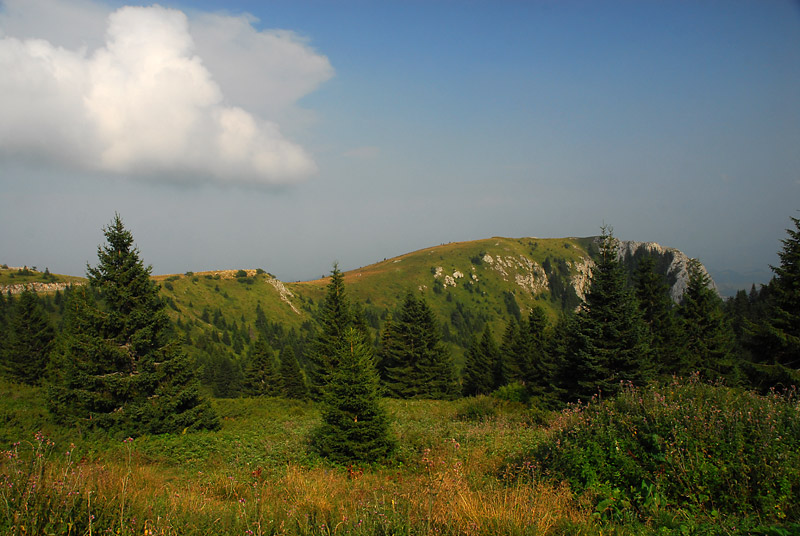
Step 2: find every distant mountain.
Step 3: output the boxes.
[2,236,720,367]
[707,268,772,298]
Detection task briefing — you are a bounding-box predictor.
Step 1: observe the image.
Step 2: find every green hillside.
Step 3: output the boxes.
[0,265,84,290]
[147,237,599,378]
[2,235,699,396]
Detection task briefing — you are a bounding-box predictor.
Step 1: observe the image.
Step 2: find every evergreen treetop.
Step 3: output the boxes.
[634,255,685,375]
[380,292,459,400]
[48,215,218,436]
[280,346,309,400]
[678,258,738,384]
[242,336,282,397]
[3,289,55,385]
[462,325,498,397]
[767,216,800,370]
[562,228,652,401]
[744,215,800,389]
[307,264,359,398]
[311,327,394,464]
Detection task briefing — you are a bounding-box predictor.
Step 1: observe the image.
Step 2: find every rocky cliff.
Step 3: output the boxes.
[616,240,716,302]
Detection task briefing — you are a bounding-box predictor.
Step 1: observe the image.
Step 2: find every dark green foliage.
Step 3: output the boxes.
[561,229,652,402]
[533,378,800,522]
[767,216,800,368]
[678,259,739,384]
[47,215,218,436]
[746,216,800,389]
[497,320,518,387]
[634,256,685,375]
[500,308,556,394]
[523,306,558,403]
[502,291,521,321]
[445,299,487,347]
[279,346,309,400]
[379,292,459,400]
[242,336,282,397]
[3,289,55,385]
[202,352,243,398]
[543,256,583,312]
[311,327,394,464]
[0,293,7,370]
[306,265,358,399]
[462,325,498,397]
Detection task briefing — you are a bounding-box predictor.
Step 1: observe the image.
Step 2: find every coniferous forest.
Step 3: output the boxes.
[0,214,799,535]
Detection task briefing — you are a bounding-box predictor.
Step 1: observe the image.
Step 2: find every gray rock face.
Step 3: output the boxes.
[615,240,717,302]
[0,281,82,295]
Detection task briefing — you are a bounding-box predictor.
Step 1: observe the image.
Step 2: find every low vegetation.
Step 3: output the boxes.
[2,214,799,534]
[2,379,799,535]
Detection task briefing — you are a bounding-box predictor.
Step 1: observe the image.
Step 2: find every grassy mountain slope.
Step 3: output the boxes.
[154,237,596,352]
[3,235,704,381]
[0,266,84,291]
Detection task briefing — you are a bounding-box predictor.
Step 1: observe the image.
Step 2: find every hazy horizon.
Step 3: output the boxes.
[1,0,797,293]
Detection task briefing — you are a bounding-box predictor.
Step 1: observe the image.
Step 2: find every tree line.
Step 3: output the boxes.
[1,214,798,462]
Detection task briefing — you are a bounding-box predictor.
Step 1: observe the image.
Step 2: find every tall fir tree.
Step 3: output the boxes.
[377,313,402,387]
[678,258,738,384]
[634,256,685,375]
[523,306,558,402]
[311,327,394,464]
[242,336,282,397]
[381,292,459,399]
[462,325,499,396]
[561,228,652,401]
[746,216,800,389]
[0,292,8,370]
[279,346,309,400]
[48,215,218,436]
[3,289,55,385]
[306,264,357,398]
[496,320,518,387]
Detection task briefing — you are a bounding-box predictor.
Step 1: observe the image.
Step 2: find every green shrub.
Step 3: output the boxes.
[492,382,529,404]
[533,377,800,522]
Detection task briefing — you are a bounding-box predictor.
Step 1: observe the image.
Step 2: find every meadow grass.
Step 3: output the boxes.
[2,381,799,535]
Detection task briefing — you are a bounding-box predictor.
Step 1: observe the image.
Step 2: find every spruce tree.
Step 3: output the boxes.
[496,320,518,387]
[562,228,652,401]
[377,313,406,393]
[0,292,8,369]
[381,292,459,399]
[311,327,394,464]
[506,318,532,384]
[307,264,356,398]
[3,289,55,385]
[280,346,309,400]
[462,325,498,396]
[524,306,557,402]
[746,216,800,389]
[242,336,282,397]
[634,256,685,375]
[678,259,738,383]
[48,215,218,435]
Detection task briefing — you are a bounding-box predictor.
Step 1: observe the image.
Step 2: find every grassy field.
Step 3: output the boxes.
[0,266,84,290]
[152,236,594,335]
[2,378,798,535]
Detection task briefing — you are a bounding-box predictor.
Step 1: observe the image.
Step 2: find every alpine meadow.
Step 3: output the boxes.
[1,214,799,535]
[1,1,799,534]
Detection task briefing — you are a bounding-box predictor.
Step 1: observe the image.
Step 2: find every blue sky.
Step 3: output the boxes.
[1,0,798,291]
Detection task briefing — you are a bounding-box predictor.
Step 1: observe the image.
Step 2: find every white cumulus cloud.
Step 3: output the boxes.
[0,1,333,185]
